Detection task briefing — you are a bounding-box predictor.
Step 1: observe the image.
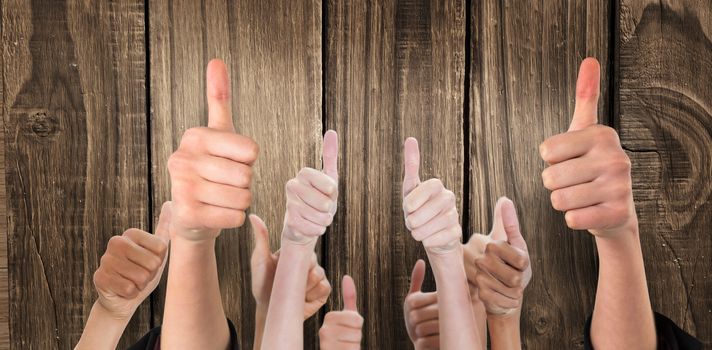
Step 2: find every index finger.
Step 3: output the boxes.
[206,59,234,132]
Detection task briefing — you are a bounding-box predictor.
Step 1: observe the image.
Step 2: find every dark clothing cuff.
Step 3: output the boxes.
[127,318,239,350]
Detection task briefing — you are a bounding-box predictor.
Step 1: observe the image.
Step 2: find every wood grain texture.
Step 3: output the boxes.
[617,0,712,345]
[469,1,610,348]
[2,0,150,348]
[324,0,465,347]
[149,0,322,347]
[0,3,9,347]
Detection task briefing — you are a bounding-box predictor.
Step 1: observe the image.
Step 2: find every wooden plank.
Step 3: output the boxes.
[149,0,322,347]
[617,0,712,345]
[469,1,610,348]
[2,0,150,348]
[324,0,465,347]
[0,3,9,348]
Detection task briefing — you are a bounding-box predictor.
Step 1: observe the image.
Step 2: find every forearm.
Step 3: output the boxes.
[161,237,230,350]
[591,227,655,350]
[253,305,268,350]
[428,247,481,350]
[487,311,521,350]
[261,241,314,349]
[75,301,131,350]
[472,298,488,349]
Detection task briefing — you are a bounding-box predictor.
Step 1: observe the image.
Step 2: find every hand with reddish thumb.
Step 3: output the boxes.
[319,275,364,349]
[469,197,531,316]
[403,260,440,350]
[168,59,259,241]
[93,202,172,319]
[402,138,461,253]
[539,58,637,238]
[281,131,339,245]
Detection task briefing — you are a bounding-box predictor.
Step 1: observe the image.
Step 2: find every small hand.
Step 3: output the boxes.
[403,260,440,350]
[402,138,461,253]
[472,198,531,316]
[93,202,172,319]
[281,130,339,245]
[168,59,259,241]
[249,214,331,319]
[319,275,363,349]
[539,58,637,238]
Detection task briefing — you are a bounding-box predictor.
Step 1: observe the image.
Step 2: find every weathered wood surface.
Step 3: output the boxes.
[0,0,710,348]
[324,0,465,348]
[2,0,150,348]
[149,0,322,347]
[469,1,611,348]
[0,3,9,347]
[617,0,712,346]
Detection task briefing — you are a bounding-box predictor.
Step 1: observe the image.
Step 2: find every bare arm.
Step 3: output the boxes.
[540,57,655,349]
[402,138,481,350]
[261,131,339,349]
[487,312,521,350]
[161,59,259,350]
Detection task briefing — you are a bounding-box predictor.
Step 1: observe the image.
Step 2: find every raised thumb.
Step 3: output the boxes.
[408,259,426,294]
[501,199,527,251]
[342,275,358,312]
[155,201,172,242]
[249,214,271,255]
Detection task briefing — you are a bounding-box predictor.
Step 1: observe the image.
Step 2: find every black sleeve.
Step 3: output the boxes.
[126,318,240,350]
[583,312,702,350]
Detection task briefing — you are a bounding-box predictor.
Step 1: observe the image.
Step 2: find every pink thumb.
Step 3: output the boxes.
[501,199,527,251]
[342,275,358,312]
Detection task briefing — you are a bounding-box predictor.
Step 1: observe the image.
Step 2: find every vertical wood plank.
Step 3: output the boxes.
[469,1,610,348]
[325,0,465,347]
[617,0,712,345]
[2,0,150,348]
[0,3,9,347]
[149,0,322,347]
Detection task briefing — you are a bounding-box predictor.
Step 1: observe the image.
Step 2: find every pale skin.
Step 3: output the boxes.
[162,59,260,350]
[402,138,482,349]
[404,197,532,350]
[539,57,655,349]
[318,275,364,350]
[75,202,171,350]
[260,130,338,349]
[249,214,332,350]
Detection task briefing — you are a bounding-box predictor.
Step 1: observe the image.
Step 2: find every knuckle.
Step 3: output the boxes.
[167,153,190,174]
[541,168,556,189]
[565,211,581,229]
[509,274,522,287]
[550,190,565,211]
[245,138,259,160]
[285,178,299,192]
[180,127,203,147]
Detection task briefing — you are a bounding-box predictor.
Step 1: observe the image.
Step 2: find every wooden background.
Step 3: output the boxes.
[1,0,710,348]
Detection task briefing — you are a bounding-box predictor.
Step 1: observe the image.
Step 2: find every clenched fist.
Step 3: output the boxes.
[403,260,440,350]
[282,130,338,244]
[402,138,461,252]
[539,58,637,237]
[471,198,531,316]
[249,214,331,319]
[168,59,259,241]
[93,202,171,319]
[319,275,363,350]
